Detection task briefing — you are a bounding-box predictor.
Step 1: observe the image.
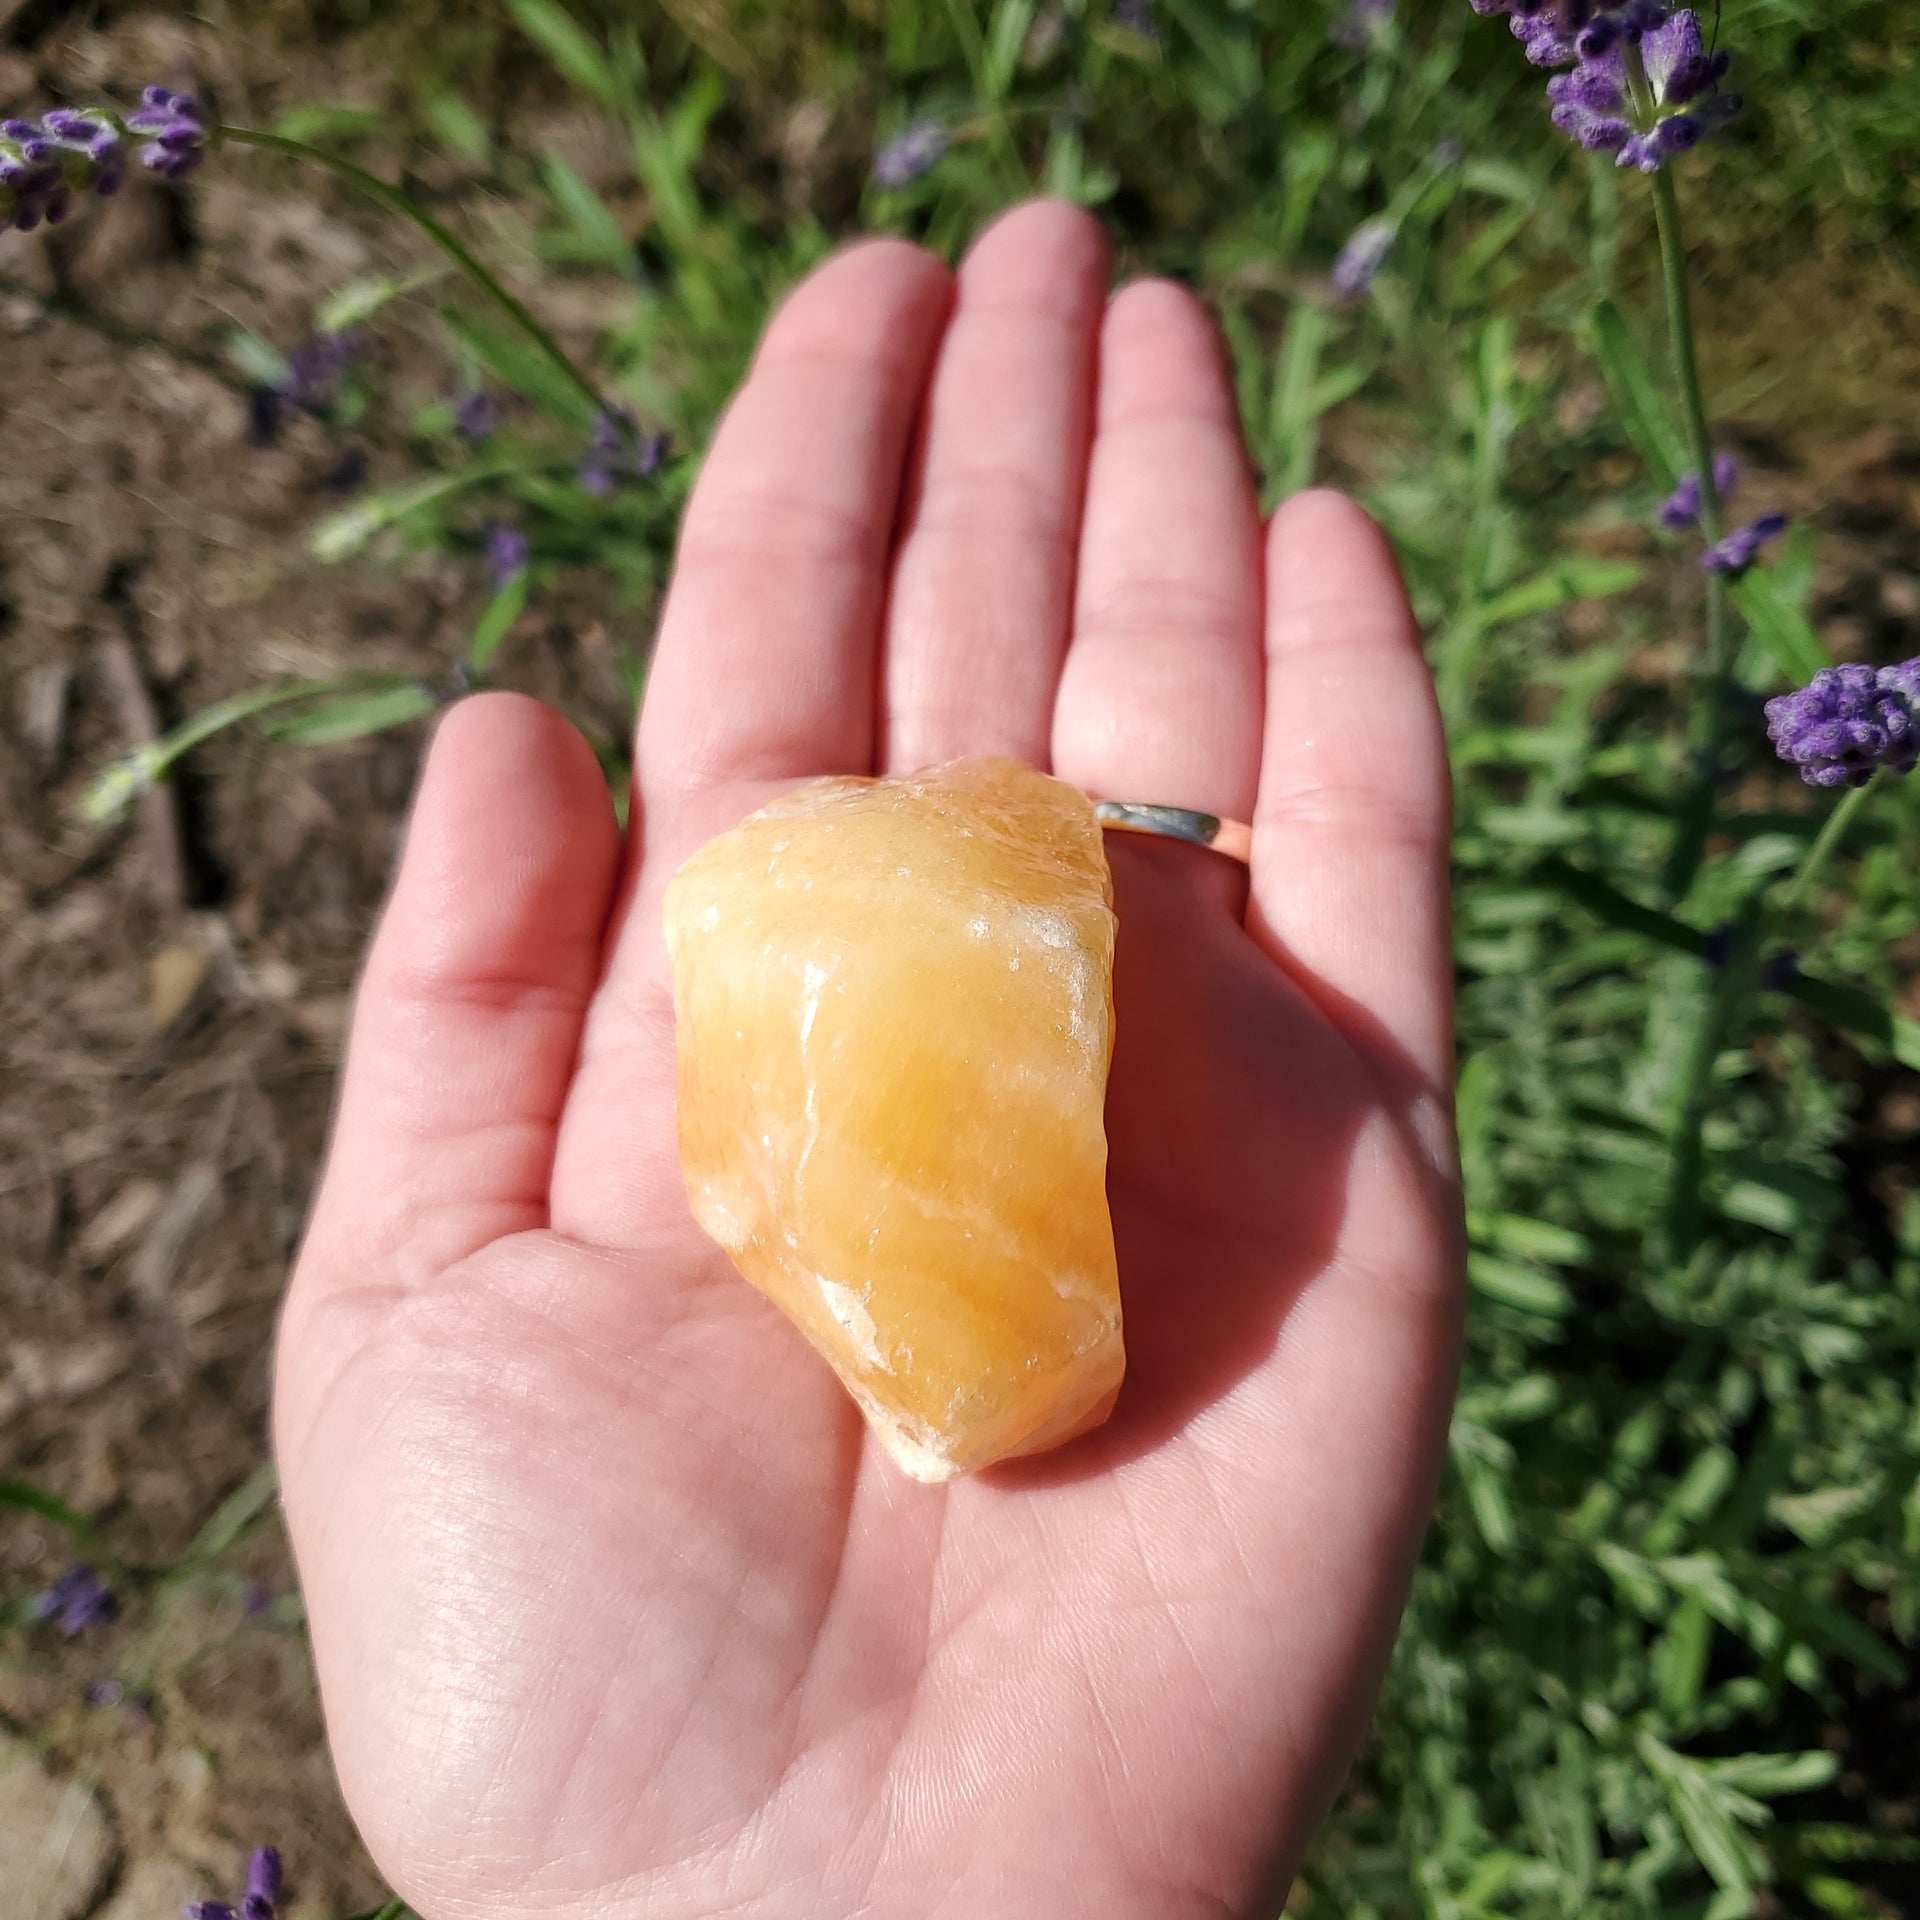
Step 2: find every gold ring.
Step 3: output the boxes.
[1094,800,1253,866]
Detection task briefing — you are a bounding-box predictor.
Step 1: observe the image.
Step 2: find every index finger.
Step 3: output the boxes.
[637,238,954,815]
[553,239,953,1249]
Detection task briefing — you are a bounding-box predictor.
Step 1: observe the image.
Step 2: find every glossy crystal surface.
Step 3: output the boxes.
[664,758,1124,1481]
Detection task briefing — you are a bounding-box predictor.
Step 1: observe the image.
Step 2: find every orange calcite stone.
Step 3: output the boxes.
[664,758,1124,1481]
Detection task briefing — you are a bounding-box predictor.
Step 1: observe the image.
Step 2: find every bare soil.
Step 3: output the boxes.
[0,7,626,1912]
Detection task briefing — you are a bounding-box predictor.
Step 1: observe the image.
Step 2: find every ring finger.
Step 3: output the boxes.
[1050,279,1265,850]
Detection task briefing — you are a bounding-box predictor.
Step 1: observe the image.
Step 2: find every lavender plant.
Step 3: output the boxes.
[185,1846,286,1920]
[1463,0,1918,1262]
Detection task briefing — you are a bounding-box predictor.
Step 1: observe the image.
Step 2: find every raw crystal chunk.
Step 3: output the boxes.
[664,758,1124,1481]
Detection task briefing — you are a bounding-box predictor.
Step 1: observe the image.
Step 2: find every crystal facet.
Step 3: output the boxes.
[665,758,1124,1481]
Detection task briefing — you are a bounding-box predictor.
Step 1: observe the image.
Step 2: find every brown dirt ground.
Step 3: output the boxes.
[2,6,1918,1920]
[0,6,631,1914]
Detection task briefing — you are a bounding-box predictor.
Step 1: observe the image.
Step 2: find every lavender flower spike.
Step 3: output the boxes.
[1764,663,1918,789]
[486,524,530,592]
[1701,512,1787,575]
[242,1846,283,1920]
[1473,3,1743,170]
[184,1842,284,1920]
[26,1564,118,1636]
[453,388,500,441]
[578,405,667,495]
[1331,216,1397,299]
[126,84,211,180]
[2,107,126,227]
[1658,452,1740,530]
[872,118,947,188]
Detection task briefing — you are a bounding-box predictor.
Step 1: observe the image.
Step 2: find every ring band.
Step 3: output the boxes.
[1094,800,1253,866]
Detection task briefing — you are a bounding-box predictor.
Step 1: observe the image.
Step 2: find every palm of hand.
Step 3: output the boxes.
[277,205,1461,1920]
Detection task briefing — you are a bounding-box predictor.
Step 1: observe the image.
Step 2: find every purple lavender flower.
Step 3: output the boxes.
[1113,0,1160,35]
[126,85,210,181]
[871,118,947,189]
[1701,512,1788,574]
[248,331,363,446]
[1881,659,1920,706]
[578,405,666,495]
[26,1565,118,1636]
[1765,663,1919,789]
[2,106,126,227]
[26,1559,119,1635]
[1658,452,1740,529]
[453,388,499,441]
[1331,216,1397,299]
[1761,949,1801,991]
[244,1847,282,1915]
[1700,921,1734,968]
[1640,7,1732,105]
[486,523,530,591]
[184,1846,282,1920]
[1476,3,1742,168]
[283,331,360,411]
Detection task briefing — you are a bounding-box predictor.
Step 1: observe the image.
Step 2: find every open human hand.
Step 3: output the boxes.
[276,201,1462,1920]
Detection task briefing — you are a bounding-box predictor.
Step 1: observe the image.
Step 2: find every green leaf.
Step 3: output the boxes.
[178,1462,280,1568]
[1652,1596,1712,1718]
[1709,1749,1841,1798]
[983,0,1037,101]
[1536,856,1706,958]
[1476,557,1641,629]
[316,271,431,335]
[75,678,402,824]
[1734,566,1831,683]
[424,93,492,166]
[1469,1254,1573,1318]
[1467,1211,1594,1266]
[1268,302,1333,501]
[1639,1735,1762,1893]
[311,468,507,562]
[506,0,621,105]
[0,1479,117,1568]
[468,571,530,675]
[261,684,438,744]
[538,151,631,271]
[1594,1542,1667,1619]
[1454,1445,1517,1554]
[1782,972,1920,1073]
[1669,1445,1738,1524]
[443,313,599,428]
[1309,360,1371,415]
[1589,299,1687,489]
[272,104,382,143]
[1719,1177,1801,1237]
[225,329,290,390]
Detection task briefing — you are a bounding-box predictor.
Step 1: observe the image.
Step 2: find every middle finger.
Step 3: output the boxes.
[880,198,1109,773]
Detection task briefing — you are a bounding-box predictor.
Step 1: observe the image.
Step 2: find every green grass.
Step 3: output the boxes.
[45,2,1920,1914]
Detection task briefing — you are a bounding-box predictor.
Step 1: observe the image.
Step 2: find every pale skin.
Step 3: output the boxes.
[275,201,1463,1920]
